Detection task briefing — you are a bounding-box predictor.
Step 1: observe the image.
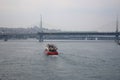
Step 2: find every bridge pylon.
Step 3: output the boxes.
[115,14,120,45]
[38,15,44,42]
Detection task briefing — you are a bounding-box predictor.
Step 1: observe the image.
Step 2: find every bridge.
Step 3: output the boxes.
[0,15,119,45]
[37,31,120,42]
[0,31,120,42]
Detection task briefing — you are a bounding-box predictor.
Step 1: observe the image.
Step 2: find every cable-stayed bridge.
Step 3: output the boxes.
[37,31,120,42]
[0,31,119,41]
[0,15,119,45]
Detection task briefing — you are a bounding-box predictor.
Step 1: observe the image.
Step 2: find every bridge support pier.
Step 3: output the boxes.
[39,36,43,42]
[38,33,44,42]
[115,33,119,44]
[3,35,8,42]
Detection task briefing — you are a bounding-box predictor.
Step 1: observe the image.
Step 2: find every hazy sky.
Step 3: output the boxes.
[0,0,120,31]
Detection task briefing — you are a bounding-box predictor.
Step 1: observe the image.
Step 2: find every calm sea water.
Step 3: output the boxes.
[0,39,120,80]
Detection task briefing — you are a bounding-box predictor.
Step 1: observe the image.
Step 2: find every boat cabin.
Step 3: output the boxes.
[46,44,58,52]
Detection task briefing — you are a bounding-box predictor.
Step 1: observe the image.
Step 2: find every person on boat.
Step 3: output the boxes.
[46,44,57,52]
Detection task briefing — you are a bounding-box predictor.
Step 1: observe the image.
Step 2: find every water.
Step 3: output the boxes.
[0,39,120,80]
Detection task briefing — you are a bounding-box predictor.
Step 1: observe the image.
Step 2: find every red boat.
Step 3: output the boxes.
[44,50,58,55]
[44,44,58,55]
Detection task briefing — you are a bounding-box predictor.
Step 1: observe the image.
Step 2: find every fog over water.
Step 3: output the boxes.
[0,0,120,31]
[0,39,120,80]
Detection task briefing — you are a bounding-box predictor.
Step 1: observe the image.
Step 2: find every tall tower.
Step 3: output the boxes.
[40,15,43,32]
[38,15,44,42]
[115,14,119,44]
[116,15,118,34]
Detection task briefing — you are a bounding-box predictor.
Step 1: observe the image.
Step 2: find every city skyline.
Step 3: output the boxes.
[0,0,120,32]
